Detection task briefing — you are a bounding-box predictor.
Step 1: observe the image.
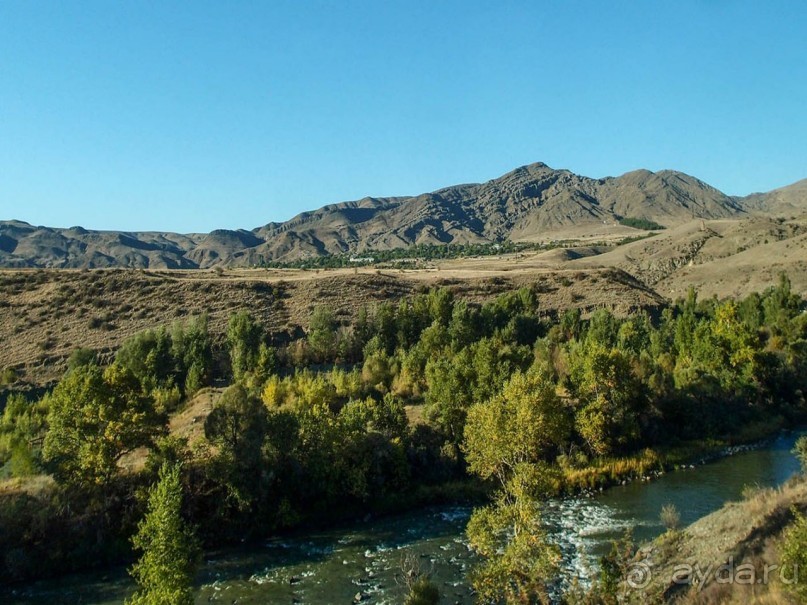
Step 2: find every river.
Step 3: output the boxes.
[3,430,803,604]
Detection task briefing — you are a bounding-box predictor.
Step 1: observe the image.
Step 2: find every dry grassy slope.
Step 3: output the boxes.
[0,266,665,386]
[627,476,807,604]
[567,216,807,299]
[169,387,224,444]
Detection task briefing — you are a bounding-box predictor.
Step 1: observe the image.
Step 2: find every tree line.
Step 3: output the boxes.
[1,274,806,602]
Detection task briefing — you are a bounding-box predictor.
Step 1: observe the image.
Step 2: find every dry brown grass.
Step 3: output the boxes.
[569,216,807,300]
[0,474,54,498]
[168,387,224,443]
[404,403,428,427]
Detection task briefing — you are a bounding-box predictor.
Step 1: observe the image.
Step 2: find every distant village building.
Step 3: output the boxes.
[349,256,375,263]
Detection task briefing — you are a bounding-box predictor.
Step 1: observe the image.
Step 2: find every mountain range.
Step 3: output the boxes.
[1,162,805,269]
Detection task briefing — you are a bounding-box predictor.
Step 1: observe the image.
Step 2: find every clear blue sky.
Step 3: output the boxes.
[1,1,805,232]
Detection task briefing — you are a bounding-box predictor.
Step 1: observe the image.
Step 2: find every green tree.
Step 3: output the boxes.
[762,273,802,334]
[114,317,212,398]
[170,315,212,395]
[0,393,47,476]
[204,384,268,508]
[397,299,427,349]
[226,311,264,381]
[448,300,478,350]
[781,509,807,603]
[468,337,531,404]
[308,306,338,361]
[43,364,162,486]
[362,349,396,392]
[253,343,279,385]
[67,347,98,371]
[617,313,651,355]
[465,464,560,604]
[339,393,408,441]
[571,345,646,456]
[585,309,620,348]
[596,530,635,605]
[295,403,356,502]
[127,463,200,605]
[559,308,583,342]
[372,302,398,355]
[425,287,454,327]
[425,351,475,445]
[426,338,531,448]
[116,327,175,393]
[794,436,807,472]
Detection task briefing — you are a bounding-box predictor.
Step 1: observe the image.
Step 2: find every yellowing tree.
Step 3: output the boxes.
[463,368,568,603]
[464,368,571,485]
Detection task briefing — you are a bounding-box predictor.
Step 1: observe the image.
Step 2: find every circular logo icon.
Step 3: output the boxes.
[626,561,652,589]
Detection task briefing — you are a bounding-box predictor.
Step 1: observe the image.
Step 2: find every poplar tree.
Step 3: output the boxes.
[127,463,200,605]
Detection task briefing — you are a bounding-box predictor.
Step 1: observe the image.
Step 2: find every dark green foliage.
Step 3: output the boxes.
[307,306,339,361]
[781,508,807,602]
[568,343,647,456]
[596,530,636,604]
[424,353,475,445]
[0,477,141,583]
[0,367,16,386]
[425,337,532,446]
[344,393,409,440]
[170,315,213,396]
[559,308,583,341]
[116,327,174,391]
[204,384,269,509]
[252,342,279,386]
[144,435,191,478]
[373,301,399,355]
[67,347,98,371]
[585,309,621,348]
[449,300,481,349]
[226,311,264,381]
[619,217,666,230]
[794,436,807,473]
[116,315,212,398]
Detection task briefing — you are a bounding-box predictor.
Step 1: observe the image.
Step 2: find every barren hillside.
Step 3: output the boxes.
[3,161,778,269]
[567,216,807,299]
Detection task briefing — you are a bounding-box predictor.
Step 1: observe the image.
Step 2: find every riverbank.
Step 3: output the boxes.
[624,473,807,604]
[558,417,791,496]
[0,418,792,589]
[3,428,804,605]
[286,420,795,543]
